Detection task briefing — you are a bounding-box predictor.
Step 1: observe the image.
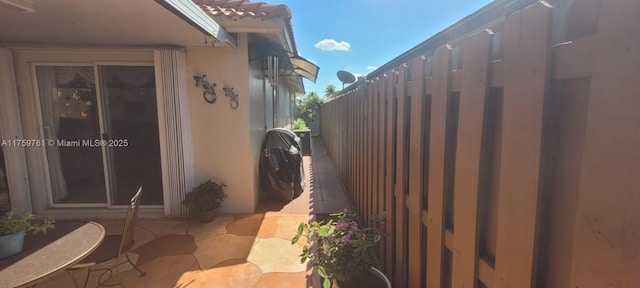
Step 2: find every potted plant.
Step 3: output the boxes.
[182,180,227,223]
[292,210,390,288]
[0,210,55,258]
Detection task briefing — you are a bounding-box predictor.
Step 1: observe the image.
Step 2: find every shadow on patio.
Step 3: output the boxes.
[38,137,351,288]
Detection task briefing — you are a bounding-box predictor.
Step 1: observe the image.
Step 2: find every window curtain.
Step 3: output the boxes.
[154,49,193,216]
[36,66,94,202]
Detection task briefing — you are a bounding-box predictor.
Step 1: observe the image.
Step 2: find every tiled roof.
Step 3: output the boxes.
[193,0,291,19]
[193,0,297,52]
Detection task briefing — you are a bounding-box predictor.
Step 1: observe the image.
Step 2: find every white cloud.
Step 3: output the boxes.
[315,39,351,51]
[366,66,377,70]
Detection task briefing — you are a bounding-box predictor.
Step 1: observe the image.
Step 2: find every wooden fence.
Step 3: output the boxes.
[320,0,640,287]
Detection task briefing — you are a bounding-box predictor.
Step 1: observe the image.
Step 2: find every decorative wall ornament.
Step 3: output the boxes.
[193,74,217,104]
[223,86,239,109]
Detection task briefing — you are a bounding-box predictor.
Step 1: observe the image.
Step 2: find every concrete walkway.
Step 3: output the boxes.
[38,137,351,288]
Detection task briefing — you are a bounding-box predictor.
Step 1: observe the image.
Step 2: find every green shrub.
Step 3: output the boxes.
[293,210,386,287]
[182,180,227,216]
[292,118,309,130]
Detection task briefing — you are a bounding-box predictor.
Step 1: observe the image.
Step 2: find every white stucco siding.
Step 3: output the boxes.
[186,34,256,213]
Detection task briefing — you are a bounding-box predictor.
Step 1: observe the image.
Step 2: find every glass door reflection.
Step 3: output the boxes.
[99,66,163,205]
[36,66,107,204]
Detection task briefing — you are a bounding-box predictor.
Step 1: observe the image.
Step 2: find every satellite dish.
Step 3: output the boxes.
[337,70,356,89]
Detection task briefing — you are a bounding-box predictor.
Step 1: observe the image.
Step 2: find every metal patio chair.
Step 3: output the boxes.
[68,186,146,288]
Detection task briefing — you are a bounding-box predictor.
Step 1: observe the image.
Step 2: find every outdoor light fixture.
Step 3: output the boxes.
[193,74,217,104]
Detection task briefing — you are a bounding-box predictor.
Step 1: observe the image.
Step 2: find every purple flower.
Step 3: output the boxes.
[350,221,358,229]
[336,223,349,231]
[340,230,354,246]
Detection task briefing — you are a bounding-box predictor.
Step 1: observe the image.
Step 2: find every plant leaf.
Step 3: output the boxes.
[323,277,331,288]
[292,234,301,245]
[317,266,327,278]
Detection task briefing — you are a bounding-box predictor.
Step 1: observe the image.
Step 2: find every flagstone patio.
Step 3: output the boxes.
[37,137,351,288]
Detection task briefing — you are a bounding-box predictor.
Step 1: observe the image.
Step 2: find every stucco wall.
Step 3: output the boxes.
[186,34,257,213]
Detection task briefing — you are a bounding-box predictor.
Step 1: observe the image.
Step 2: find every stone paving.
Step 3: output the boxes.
[37,137,351,288]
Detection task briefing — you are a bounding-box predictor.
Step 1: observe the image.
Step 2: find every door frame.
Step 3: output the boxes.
[0,48,32,213]
[31,61,165,209]
[9,48,168,216]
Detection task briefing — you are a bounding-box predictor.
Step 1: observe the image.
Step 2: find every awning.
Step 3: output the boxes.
[257,44,319,83]
[284,51,319,83]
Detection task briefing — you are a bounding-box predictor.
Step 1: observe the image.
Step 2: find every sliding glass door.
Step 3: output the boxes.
[36,65,163,207]
[99,66,163,205]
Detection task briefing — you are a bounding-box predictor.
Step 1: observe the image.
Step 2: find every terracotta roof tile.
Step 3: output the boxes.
[192,0,291,19]
[193,0,297,52]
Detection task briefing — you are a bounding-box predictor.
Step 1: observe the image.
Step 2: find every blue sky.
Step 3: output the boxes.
[276,0,495,97]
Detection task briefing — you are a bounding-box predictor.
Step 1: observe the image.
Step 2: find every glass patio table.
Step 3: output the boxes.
[0,221,105,288]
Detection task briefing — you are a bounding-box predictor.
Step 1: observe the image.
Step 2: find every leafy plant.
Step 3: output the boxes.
[324,84,337,99]
[182,180,227,217]
[292,210,385,288]
[292,118,309,130]
[296,91,324,125]
[0,210,55,236]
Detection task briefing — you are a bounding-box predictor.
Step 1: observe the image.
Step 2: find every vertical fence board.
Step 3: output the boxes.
[384,74,395,277]
[407,57,426,287]
[346,96,351,202]
[373,78,381,219]
[347,96,352,208]
[346,96,352,203]
[362,95,367,217]
[570,1,640,287]
[451,29,493,288]
[426,44,453,288]
[374,77,386,263]
[355,96,361,213]
[352,94,357,204]
[393,66,408,288]
[494,2,552,288]
[358,97,365,216]
[363,88,369,223]
[367,79,374,224]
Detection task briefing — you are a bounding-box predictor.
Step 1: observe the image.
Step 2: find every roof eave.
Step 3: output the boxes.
[214,17,294,53]
[154,0,237,48]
